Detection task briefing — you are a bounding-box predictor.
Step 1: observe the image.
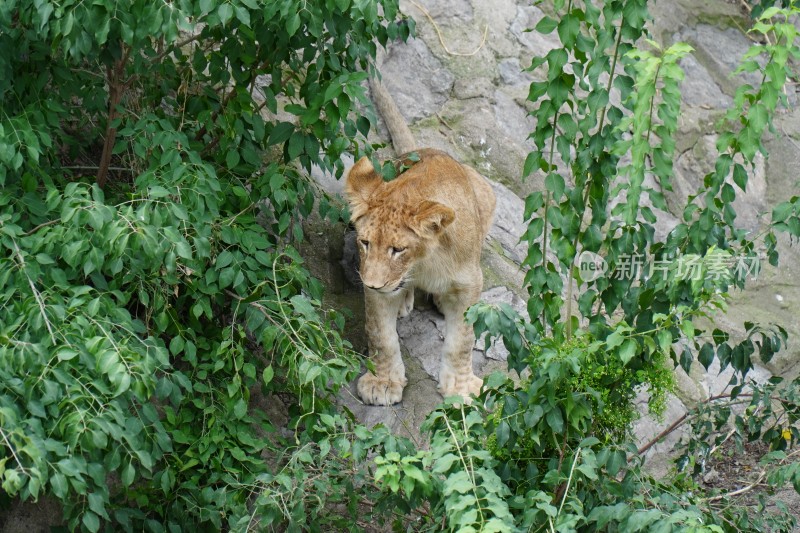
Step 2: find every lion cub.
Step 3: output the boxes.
[344,148,496,405]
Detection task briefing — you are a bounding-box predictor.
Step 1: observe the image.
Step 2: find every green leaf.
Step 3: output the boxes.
[286,13,301,36]
[288,131,305,159]
[356,116,370,137]
[233,398,247,419]
[57,349,79,361]
[50,472,68,498]
[87,492,107,518]
[175,240,192,260]
[218,268,236,289]
[618,339,637,365]
[216,250,234,268]
[772,202,793,223]
[679,319,695,340]
[698,342,715,370]
[606,330,625,350]
[35,253,55,264]
[226,150,240,168]
[121,462,135,487]
[546,408,564,433]
[732,163,748,190]
[234,6,251,26]
[149,185,170,198]
[544,172,565,200]
[557,13,580,48]
[268,122,294,145]
[290,294,318,320]
[524,191,544,220]
[218,3,233,24]
[748,102,768,133]
[263,365,274,386]
[523,152,538,179]
[496,421,511,447]
[169,336,185,355]
[657,329,672,353]
[535,15,558,34]
[605,450,626,476]
[82,511,100,533]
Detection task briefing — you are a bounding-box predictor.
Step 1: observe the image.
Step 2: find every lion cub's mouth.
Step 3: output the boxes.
[370,279,407,294]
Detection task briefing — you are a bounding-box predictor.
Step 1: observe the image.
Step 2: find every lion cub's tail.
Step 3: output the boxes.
[369,50,416,156]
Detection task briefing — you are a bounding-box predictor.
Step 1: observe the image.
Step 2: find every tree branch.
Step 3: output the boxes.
[97,45,132,189]
[637,392,759,455]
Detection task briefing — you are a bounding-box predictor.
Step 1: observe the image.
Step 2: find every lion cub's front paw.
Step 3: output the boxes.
[398,288,414,318]
[357,373,407,405]
[438,371,483,402]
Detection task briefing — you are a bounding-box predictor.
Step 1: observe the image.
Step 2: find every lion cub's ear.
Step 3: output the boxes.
[411,200,455,239]
[344,156,382,221]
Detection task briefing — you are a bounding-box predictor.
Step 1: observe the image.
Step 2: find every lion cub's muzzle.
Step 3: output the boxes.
[360,259,408,294]
[363,279,406,294]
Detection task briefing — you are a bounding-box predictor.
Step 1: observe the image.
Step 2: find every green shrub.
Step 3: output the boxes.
[487,332,674,464]
[0,0,412,530]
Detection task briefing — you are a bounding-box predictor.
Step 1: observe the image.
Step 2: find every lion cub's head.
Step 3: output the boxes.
[344,156,454,294]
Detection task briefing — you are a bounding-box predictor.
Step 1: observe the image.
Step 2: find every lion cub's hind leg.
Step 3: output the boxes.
[432,293,443,314]
[398,287,414,318]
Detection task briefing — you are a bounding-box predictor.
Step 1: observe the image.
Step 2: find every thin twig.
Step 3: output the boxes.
[738,0,752,14]
[408,0,488,57]
[22,219,59,236]
[65,165,134,173]
[443,407,486,525]
[392,406,423,448]
[435,112,454,131]
[636,392,759,455]
[154,32,205,62]
[707,404,760,458]
[705,471,768,503]
[11,237,56,344]
[0,427,27,473]
[637,412,688,456]
[195,83,240,148]
[704,448,800,504]
[557,448,581,515]
[780,123,800,152]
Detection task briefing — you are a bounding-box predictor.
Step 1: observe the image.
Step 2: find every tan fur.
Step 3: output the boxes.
[368,76,416,155]
[344,148,496,405]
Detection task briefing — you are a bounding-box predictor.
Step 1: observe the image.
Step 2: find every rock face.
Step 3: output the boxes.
[306,0,800,461]
[7,3,800,530]
[380,37,455,124]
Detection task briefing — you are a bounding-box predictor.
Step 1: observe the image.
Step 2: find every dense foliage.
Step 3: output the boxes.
[2,0,800,531]
[0,0,412,530]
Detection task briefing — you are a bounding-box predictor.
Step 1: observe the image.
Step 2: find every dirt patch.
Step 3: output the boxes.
[702,439,800,529]
[0,496,63,533]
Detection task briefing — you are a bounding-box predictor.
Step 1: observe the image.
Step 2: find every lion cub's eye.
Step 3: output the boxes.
[359,239,369,249]
[391,246,407,256]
